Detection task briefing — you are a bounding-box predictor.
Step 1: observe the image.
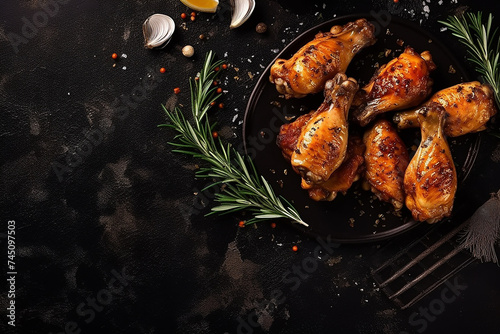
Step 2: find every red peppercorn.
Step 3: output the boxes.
[160,67,166,73]
[190,16,195,22]
[181,13,187,19]
[216,87,222,94]
[210,101,216,106]
[174,87,181,94]
[271,222,276,228]
[394,0,399,2]
[239,221,245,228]
[212,131,218,138]
[213,81,218,86]
[222,64,228,70]
[214,66,220,72]
[218,103,224,109]
[292,245,298,252]
[195,77,199,81]
[111,53,118,59]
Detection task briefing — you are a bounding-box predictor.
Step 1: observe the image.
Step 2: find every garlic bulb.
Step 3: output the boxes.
[230,0,255,29]
[142,14,175,49]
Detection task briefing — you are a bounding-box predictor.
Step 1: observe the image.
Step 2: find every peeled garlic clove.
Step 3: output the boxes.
[143,14,175,49]
[230,0,255,29]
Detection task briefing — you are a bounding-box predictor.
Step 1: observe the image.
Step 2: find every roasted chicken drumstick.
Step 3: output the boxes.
[277,114,364,202]
[269,18,376,99]
[291,74,359,185]
[393,81,497,137]
[404,102,457,223]
[354,47,436,126]
[363,119,409,210]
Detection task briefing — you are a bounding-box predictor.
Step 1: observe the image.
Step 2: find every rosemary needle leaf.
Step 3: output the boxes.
[159,51,308,227]
[256,214,288,219]
[211,205,242,211]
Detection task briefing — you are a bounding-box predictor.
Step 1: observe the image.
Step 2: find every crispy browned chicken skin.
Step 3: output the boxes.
[404,102,457,223]
[277,112,313,161]
[291,74,359,185]
[393,81,497,137]
[269,18,376,99]
[307,136,365,201]
[354,47,436,126]
[363,119,409,210]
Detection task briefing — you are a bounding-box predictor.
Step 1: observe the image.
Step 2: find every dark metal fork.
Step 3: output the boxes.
[371,220,475,309]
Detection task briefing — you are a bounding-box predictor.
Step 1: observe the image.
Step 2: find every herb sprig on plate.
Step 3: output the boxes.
[440,12,500,108]
[159,51,307,227]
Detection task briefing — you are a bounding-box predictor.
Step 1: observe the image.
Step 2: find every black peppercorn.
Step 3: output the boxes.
[256,22,267,34]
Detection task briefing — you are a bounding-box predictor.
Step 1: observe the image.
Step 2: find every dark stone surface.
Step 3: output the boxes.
[1,0,500,333]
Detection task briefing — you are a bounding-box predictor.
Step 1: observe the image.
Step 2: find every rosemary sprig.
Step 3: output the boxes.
[159,51,307,227]
[440,12,500,108]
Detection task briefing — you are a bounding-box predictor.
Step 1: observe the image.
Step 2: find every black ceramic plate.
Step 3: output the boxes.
[243,14,479,243]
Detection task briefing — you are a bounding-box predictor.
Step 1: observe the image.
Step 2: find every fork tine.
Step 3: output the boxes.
[371,223,435,276]
[387,246,463,300]
[459,133,481,182]
[399,255,475,309]
[378,220,469,288]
